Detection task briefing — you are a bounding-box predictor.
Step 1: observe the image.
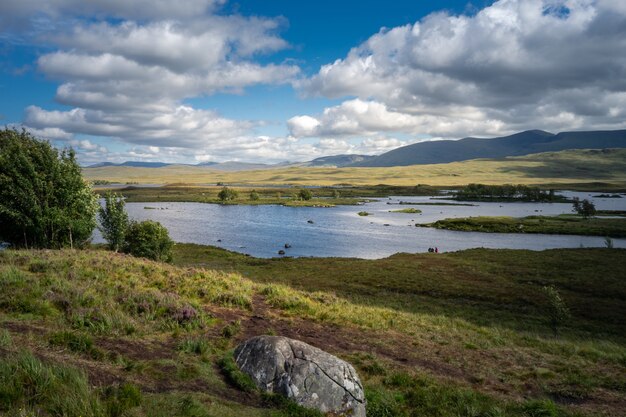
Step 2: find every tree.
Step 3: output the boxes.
[541,285,570,337]
[572,197,596,219]
[98,192,129,252]
[123,220,174,262]
[218,186,238,202]
[249,190,260,201]
[297,189,312,201]
[0,129,97,248]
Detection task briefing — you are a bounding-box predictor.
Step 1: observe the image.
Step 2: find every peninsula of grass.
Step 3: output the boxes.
[1,246,625,416]
[98,184,441,206]
[422,215,626,237]
[389,208,422,214]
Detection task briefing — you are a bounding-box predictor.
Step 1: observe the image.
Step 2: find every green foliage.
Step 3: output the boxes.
[218,352,257,393]
[297,188,312,201]
[0,329,11,348]
[455,184,561,202]
[123,220,174,262]
[572,197,596,219]
[542,286,571,336]
[358,211,371,216]
[98,192,129,252]
[0,128,98,248]
[102,383,142,417]
[249,190,260,201]
[220,320,241,339]
[261,392,325,417]
[218,186,238,202]
[178,338,211,355]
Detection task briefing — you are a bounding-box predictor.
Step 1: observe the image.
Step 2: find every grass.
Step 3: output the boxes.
[423,215,626,237]
[83,149,626,189]
[389,208,422,214]
[0,247,625,416]
[95,184,441,206]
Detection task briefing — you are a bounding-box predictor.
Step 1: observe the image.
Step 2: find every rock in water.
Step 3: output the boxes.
[234,336,366,416]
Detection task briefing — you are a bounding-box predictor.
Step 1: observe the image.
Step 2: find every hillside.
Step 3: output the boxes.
[0,247,625,416]
[351,129,626,167]
[83,148,626,188]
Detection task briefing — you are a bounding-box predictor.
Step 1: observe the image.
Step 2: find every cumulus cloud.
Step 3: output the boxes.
[299,0,626,138]
[3,0,300,156]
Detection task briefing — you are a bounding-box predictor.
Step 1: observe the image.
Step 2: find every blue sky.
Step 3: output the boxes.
[1,0,625,164]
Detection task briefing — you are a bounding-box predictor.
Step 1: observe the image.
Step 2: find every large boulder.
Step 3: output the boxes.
[234,336,366,416]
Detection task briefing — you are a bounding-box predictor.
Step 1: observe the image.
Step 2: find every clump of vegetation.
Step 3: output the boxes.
[249,190,260,201]
[455,184,561,202]
[297,189,313,201]
[542,285,571,336]
[48,331,103,359]
[220,320,241,339]
[0,128,98,249]
[390,208,421,214]
[99,192,129,252]
[123,220,174,262]
[218,186,238,202]
[572,197,596,219]
[358,211,371,216]
[218,352,257,392]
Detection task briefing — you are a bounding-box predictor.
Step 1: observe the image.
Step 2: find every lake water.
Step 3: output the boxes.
[93,191,626,258]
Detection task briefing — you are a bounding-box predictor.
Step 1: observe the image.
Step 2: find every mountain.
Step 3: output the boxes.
[303,154,376,167]
[349,129,626,167]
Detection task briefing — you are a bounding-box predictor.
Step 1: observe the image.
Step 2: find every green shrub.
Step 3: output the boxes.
[0,128,98,249]
[123,220,174,262]
[541,286,570,336]
[297,189,312,201]
[98,192,129,252]
[218,186,238,202]
[102,382,142,417]
[249,190,260,201]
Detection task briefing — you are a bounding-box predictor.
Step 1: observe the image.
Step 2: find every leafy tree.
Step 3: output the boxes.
[297,189,312,201]
[249,190,260,201]
[218,186,238,202]
[0,129,97,248]
[541,285,570,337]
[98,192,129,252]
[572,197,596,219]
[122,220,174,262]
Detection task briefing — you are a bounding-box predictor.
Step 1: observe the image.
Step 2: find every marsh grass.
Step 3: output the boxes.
[426,215,626,237]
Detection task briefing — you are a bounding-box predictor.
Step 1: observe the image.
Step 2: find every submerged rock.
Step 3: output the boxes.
[234,336,366,416]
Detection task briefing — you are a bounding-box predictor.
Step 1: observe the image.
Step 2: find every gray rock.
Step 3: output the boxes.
[234,336,366,416]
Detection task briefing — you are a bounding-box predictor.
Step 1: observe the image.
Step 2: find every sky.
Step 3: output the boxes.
[1,0,626,165]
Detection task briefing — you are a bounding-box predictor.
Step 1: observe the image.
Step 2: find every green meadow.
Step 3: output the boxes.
[1,246,624,416]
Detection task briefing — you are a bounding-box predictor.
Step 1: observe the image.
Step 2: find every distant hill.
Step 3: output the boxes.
[87,161,172,168]
[350,129,626,167]
[302,154,376,167]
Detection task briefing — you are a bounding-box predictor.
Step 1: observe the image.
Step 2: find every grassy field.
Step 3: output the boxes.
[83,149,626,189]
[423,215,626,237]
[1,246,625,416]
[0,244,626,417]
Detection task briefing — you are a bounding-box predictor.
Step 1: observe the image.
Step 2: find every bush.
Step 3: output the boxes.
[0,129,98,248]
[249,190,260,201]
[572,198,596,219]
[123,220,174,262]
[218,186,238,202]
[542,285,570,336]
[297,189,312,201]
[98,192,129,252]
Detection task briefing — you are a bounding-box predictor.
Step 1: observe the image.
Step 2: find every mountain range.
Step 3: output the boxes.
[85,129,626,170]
[349,129,626,167]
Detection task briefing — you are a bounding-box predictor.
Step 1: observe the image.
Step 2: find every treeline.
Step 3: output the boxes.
[454,184,562,202]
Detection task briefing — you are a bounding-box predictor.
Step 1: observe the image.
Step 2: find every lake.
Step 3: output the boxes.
[93,191,626,258]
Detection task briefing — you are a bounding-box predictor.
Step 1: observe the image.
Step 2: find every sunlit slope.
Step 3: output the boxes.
[83,149,626,187]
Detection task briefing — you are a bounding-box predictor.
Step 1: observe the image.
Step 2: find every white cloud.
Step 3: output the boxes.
[299,0,626,138]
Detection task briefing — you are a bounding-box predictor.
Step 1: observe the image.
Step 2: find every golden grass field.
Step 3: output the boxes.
[83,149,626,188]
